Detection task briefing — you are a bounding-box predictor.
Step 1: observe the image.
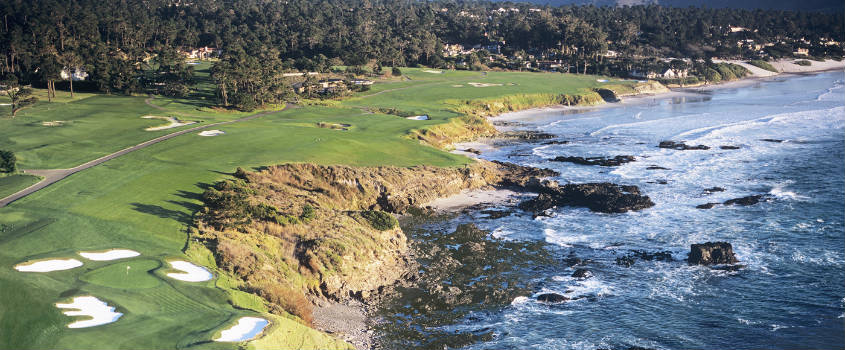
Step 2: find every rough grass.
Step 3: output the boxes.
[747,60,778,72]
[0,174,41,198]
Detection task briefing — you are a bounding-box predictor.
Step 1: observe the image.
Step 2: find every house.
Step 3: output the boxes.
[660,68,688,79]
[537,60,562,71]
[183,47,220,60]
[794,47,809,56]
[443,44,465,57]
[60,67,88,81]
[349,79,374,86]
[630,70,659,79]
[728,26,749,33]
[603,50,618,58]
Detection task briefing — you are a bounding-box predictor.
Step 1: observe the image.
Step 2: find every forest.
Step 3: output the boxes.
[2,0,843,109]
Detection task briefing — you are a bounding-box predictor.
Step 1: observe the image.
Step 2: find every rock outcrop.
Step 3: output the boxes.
[520,182,655,214]
[536,293,569,303]
[688,242,739,265]
[724,195,767,206]
[551,155,636,167]
[658,141,710,150]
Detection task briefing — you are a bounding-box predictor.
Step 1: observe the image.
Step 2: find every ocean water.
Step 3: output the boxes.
[383,72,845,350]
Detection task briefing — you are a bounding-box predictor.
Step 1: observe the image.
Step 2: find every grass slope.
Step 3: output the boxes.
[1,67,630,349]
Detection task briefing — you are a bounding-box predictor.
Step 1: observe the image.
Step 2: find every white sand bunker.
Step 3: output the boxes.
[79,249,140,261]
[468,82,503,87]
[452,84,463,87]
[55,296,123,328]
[198,129,225,137]
[406,115,430,120]
[166,260,213,282]
[143,115,196,131]
[42,120,67,126]
[15,258,83,272]
[214,317,270,342]
[423,69,443,74]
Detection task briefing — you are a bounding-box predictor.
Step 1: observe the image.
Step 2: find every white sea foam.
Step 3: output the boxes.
[214,317,269,342]
[15,258,83,272]
[55,296,123,328]
[78,249,140,261]
[165,260,213,282]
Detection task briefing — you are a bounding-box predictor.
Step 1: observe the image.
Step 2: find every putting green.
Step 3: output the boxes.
[81,259,161,289]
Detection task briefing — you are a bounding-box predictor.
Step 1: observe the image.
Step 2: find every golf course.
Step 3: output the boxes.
[1,63,637,349]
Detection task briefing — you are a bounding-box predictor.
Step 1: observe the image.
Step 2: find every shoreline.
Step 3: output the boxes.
[305,62,844,349]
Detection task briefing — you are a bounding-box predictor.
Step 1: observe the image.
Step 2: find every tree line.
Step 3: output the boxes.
[2,0,842,110]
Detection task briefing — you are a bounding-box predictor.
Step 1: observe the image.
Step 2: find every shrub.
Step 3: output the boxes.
[216,239,259,276]
[391,67,402,76]
[794,60,812,66]
[361,210,398,231]
[257,284,313,326]
[0,150,15,173]
[747,60,778,72]
[300,204,316,223]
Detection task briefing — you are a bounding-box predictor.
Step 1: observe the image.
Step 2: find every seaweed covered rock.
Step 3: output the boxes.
[520,182,655,214]
[688,242,739,265]
[658,141,710,150]
[551,155,636,167]
[536,293,569,304]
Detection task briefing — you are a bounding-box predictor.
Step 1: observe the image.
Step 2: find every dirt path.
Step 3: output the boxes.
[0,102,294,208]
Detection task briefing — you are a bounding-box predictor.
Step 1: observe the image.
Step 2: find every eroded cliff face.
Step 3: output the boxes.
[192,161,536,322]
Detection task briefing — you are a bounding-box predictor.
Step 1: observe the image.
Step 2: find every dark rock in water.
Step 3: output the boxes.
[658,140,710,150]
[696,202,720,209]
[551,155,636,167]
[615,256,636,267]
[703,187,726,194]
[631,250,673,262]
[462,148,481,155]
[724,195,767,206]
[519,182,655,214]
[563,256,591,267]
[688,242,739,265]
[646,165,670,170]
[536,293,569,303]
[761,138,785,143]
[647,179,669,185]
[571,268,593,279]
[542,140,570,145]
[616,250,673,266]
[501,130,557,141]
[480,209,513,219]
[720,145,741,150]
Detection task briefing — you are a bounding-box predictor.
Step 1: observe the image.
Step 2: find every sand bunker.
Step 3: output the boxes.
[214,317,270,342]
[596,79,609,83]
[166,260,213,282]
[143,115,196,131]
[42,120,67,126]
[79,249,140,261]
[468,82,503,87]
[452,84,463,87]
[15,258,83,272]
[406,115,430,120]
[198,129,225,136]
[423,70,443,74]
[55,296,123,328]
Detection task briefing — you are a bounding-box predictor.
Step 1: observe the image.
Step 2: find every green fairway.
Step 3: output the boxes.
[0,175,41,198]
[341,68,630,120]
[0,68,629,349]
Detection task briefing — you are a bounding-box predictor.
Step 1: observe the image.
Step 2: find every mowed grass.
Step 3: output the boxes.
[0,174,41,198]
[341,68,631,120]
[0,105,468,350]
[0,68,625,349]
